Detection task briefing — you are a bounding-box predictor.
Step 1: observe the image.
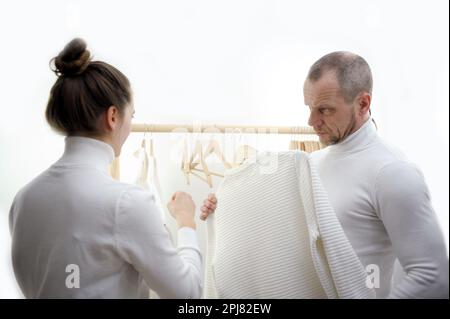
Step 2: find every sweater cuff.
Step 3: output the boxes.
[177,227,200,249]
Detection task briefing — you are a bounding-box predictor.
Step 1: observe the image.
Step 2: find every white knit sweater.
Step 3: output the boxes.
[204,151,375,299]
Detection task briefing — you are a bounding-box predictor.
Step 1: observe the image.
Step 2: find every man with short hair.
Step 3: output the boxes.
[302,51,448,298]
[201,52,449,298]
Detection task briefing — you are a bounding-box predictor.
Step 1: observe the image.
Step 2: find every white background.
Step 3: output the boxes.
[0,0,448,298]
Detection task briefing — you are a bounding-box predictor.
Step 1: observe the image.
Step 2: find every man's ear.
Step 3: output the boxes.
[105,105,120,131]
[357,92,371,116]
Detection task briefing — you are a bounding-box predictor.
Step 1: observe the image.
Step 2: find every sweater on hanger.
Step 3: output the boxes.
[9,136,202,299]
[310,119,449,298]
[204,151,375,299]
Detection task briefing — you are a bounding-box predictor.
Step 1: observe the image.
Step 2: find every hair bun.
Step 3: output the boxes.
[52,38,91,76]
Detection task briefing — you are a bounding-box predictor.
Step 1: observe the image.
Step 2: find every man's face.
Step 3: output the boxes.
[303,71,358,146]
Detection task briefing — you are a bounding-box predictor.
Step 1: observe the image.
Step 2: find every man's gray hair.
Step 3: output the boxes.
[307,51,373,103]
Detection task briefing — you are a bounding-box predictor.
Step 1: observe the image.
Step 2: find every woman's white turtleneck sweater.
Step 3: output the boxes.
[310,119,449,298]
[9,136,202,299]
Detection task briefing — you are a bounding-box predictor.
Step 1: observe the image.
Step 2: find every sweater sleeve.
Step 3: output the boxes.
[374,161,449,298]
[114,185,203,299]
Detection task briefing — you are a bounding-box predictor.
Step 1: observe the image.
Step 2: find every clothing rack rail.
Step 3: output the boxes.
[131,123,316,135]
[109,122,319,181]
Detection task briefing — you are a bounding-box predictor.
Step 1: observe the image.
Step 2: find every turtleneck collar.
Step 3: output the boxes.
[55,136,115,173]
[327,118,378,154]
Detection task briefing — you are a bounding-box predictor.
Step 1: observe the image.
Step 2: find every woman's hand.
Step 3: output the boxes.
[167,191,196,229]
[200,193,217,221]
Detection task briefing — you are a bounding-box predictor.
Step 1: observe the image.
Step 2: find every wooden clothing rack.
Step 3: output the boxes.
[130,123,316,135]
[109,122,319,182]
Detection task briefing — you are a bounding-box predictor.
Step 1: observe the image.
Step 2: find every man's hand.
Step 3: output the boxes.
[167,191,196,229]
[200,193,217,221]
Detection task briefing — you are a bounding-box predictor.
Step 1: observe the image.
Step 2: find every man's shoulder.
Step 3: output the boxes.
[371,141,424,190]
[371,136,408,162]
[312,137,419,177]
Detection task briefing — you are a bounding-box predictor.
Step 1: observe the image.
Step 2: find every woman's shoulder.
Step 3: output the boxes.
[107,181,158,212]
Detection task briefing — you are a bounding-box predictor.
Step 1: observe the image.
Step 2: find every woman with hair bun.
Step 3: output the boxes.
[9,38,213,299]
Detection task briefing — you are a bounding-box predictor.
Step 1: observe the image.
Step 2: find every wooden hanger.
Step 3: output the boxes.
[181,137,191,185]
[184,133,235,187]
[191,137,232,170]
[188,140,213,187]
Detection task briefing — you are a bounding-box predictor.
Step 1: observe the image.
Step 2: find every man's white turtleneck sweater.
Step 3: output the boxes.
[309,119,449,298]
[9,136,202,299]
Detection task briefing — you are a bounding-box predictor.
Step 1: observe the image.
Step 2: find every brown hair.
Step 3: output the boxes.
[46,38,132,135]
[307,51,373,104]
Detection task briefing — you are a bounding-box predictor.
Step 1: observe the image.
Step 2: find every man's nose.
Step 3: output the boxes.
[308,111,322,128]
